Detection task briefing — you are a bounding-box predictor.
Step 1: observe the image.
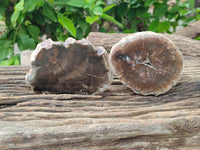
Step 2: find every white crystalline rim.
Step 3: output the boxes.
[31,38,94,62]
[93,46,113,94]
[31,39,54,62]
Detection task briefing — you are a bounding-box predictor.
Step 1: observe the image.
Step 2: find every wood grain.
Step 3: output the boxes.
[0,35,200,149]
[87,32,200,57]
[173,21,200,39]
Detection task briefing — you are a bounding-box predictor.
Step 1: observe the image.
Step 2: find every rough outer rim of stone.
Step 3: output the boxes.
[109,31,183,96]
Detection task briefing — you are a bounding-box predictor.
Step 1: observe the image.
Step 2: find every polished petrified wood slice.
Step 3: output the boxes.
[109,31,183,96]
[26,38,112,94]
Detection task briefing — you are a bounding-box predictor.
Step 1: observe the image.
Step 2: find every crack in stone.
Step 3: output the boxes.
[143,53,157,71]
[144,62,157,71]
[117,53,157,71]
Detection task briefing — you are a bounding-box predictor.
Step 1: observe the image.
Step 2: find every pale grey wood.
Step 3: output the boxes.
[173,20,200,38]
[87,32,200,57]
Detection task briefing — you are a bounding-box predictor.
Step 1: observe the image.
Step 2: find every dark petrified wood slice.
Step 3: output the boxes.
[109,31,183,96]
[26,38,113,94]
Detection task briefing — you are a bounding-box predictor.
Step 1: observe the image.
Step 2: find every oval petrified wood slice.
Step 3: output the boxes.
[109,31,183,96]
[26,38,112,94]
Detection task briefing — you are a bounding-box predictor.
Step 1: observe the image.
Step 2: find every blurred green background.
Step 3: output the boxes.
[0,0,199,65]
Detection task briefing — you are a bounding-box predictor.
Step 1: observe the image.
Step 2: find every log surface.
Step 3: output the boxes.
[87,32,200,57]
[173,21,200,39]
[0,33,200,150]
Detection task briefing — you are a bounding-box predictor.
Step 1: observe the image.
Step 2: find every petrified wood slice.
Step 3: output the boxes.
[109,31,183,96]
[26,38,113,94]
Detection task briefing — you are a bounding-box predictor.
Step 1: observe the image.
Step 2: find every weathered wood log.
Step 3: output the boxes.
[87,32,200,57]
[1,32,200,149]
[0,55,200,149]
[173,21,200,39]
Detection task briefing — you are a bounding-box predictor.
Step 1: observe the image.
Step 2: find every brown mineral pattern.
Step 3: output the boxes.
[109,31,183,96]
[26,38,112,94]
